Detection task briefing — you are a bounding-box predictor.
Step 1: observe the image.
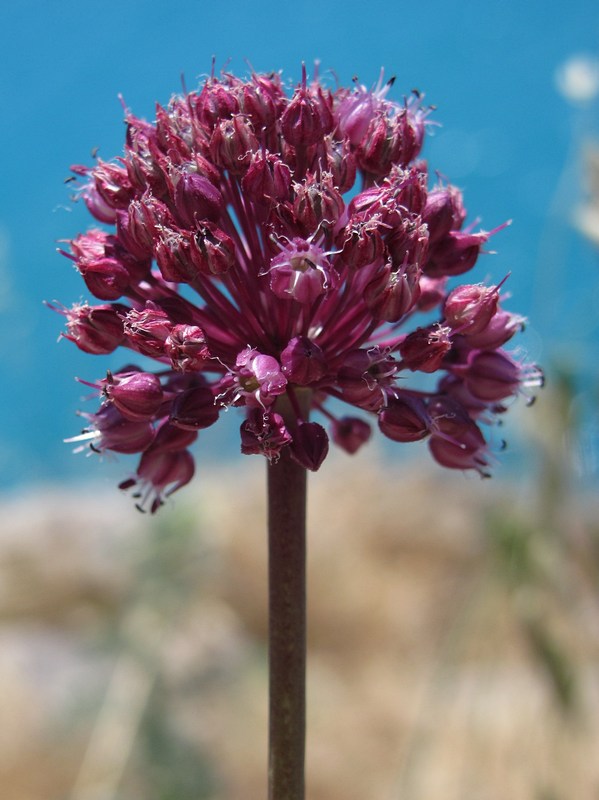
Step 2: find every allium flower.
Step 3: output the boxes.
[57,64,542,510]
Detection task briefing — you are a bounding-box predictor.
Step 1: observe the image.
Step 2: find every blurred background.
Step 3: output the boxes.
[1,1,599,798]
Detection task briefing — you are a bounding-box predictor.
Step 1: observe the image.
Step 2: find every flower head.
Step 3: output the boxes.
[57,64,541,509]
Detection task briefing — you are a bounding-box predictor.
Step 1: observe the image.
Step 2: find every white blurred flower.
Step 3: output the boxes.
[555,55,599,104]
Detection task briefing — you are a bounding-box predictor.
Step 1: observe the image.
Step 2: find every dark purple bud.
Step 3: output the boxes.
[364,260,421,322]
[290,421,329,471]
[293,173,345,232]
[242,151,292,204]
[240,81,279,131]
[104,370,164,422]
[422,185,466,244]
[190,222,236,276]
[428,396,490,475]
[155,227,196,283]
[385,217,429,267]
[90,159,134,210]
[378,395,430,442]
[337,347,398,411]
[209,115,259,174]
[82,185,118,224]
[116,202,155,261]
[399,324,452,373]
[66,230,131,301]
[240,409,292,460]
[443,283,500,335]
[120,448,195,513]
[339,219,385,270]
[281,336,327,384]
[123,304,172,357]
[458,350,543,402]
[395,101,426,165]
[463,310,524,349]
[425,225,503,278]
[174,172,224,227]
[281,67,334,147]
[384,165,428,215]
[60,302,127,354]
[323,136,357,194]
[437,374,491,419]
[170,385,219,430]
[67,403,155,455]
[194,79,239,128]
[357,113,402,176]
[336,84,380,146]
[151,420,198,454]
[165,324,211,372]
[331,416,372,454]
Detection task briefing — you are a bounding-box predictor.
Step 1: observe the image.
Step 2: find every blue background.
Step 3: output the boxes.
[1,0,599,491]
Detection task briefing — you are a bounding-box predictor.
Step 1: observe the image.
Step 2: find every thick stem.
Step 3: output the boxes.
[267,401,308,800]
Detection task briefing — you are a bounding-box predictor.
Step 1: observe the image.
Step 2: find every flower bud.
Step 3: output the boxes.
[281,67,334,147]
[170,385,220,430]
[242,151,292,204]
[364,260,421,322]
[174,172,224,227]
[293,173,345,232]
[463,310,524,349]
[165,324,211,372]
[82,185,118,224]
[240,81,279,131]
[425,229,490,278]
[155,227,196,283]
[459,350,543,402]
[119,448,195,513]
[331,416,372,454]
[290,421,329,470]
[66,230,132,301]
[443,283,500,335]
[323,136,357,194]
[190,222,236,276]
[104,370,164,421]
[385,216,429,267]
[151,420,198,454]
[281,336,327,384]
[67,403,155,454]
[428,396,490,475]
[62,302,127,354]
[194,79,239,128]
[357,113,401,176]
[116,202,155,261]
[123,304,172,356]
[337,347,397,411]
[378,394,431,442]
[90,159,134,210]
[399,324,452,372]
[422,185,466,244]
[339,219,385,269]
[209,115,259,174]
[240,409,292,459]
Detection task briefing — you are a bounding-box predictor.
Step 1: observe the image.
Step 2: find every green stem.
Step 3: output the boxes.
[267,400,308,800]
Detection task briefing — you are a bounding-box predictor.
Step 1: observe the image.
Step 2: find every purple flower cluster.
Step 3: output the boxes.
[57,65,542,511]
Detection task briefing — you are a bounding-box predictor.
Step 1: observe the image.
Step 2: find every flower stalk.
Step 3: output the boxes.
[266,391,310,800]
[267,442,307,800]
